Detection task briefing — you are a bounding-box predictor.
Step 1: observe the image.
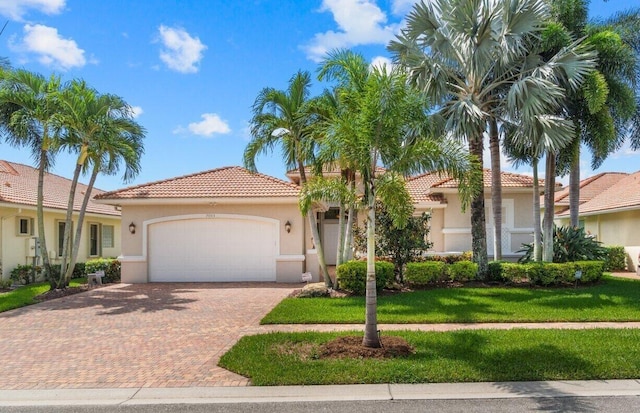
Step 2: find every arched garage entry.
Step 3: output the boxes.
[147,214,278,282]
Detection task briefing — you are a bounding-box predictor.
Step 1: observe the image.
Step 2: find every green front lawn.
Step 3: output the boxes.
[0,278,86,313]
[219,329,640,385]
[262,276,640,324]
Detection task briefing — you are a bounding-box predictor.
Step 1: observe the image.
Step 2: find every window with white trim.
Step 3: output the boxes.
[89,223,100,256]
[17,217,34,236]
[102,225,114,248]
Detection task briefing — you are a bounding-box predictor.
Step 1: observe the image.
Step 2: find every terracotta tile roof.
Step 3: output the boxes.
[553,172,628,205]
[406,169,537,204]
[286,164,386,184]
[557,171,640,216]
[95,166,300,200]
[0,160,120,216]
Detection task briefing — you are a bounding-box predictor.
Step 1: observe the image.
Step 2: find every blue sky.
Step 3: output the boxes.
[0,0,638,191]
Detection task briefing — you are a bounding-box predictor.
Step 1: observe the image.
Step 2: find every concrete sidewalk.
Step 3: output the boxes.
[1,380,640,406]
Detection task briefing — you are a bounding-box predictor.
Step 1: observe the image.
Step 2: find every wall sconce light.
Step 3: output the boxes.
[285,220,292,233]
[129,222,136,234]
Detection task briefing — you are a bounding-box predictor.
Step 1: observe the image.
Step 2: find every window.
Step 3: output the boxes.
[17,217,33,236]
[102,225,114,248]
[57,221,72,257]
[89,223,100,256]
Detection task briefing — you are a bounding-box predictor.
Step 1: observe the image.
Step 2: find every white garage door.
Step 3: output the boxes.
[148,217,277,282]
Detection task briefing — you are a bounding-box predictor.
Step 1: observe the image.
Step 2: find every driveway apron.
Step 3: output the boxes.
[0,283,296,389]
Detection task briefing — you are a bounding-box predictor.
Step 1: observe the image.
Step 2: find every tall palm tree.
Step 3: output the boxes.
[244,71,333,287]
[549,0,639,227]
[316,50,475,348]
[0,69,65,279]
[390,0,596,268]
[57,80,145,286]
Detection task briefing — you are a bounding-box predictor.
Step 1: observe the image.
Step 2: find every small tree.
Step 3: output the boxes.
[353,201,432,282]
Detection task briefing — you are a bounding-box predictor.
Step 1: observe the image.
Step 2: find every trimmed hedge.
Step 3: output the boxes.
[604,246,626,271]
[85,258,121,283]
[405,261,447,285]
[496,261,604,286]
[336,261,394,295]
[419,251,473,264]
[447,260,478,281]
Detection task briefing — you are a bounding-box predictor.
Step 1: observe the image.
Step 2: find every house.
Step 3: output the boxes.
[0,160,122,281]
[95,166,541,284]
[554,171,640,272]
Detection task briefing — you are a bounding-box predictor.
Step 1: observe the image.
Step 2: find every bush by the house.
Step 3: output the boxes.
[9,264,41,285]
[447,260,478,282]
[519,226,608,263]
[49,263,86,282]
[604,246,627,271]
[85,258,121,283]
[420,251,473,264]
[352,202,432,282]
[487,261,506,282]
[491,261,604,286]
[404,261,447,285]
[336,260,394,295]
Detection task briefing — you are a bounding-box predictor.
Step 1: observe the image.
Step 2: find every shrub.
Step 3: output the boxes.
[500,262,527,283]
[487,261,505,282]
[447,260,478,282]
[85,258,121,283]
[421,251,473,264]
[497,261,604,286]
[405,262,447,285]
[336,260,394,295]
[49,263,86,281]
[0,279,11,289]
[574,261,605,283]
[9,264,41,285]
[519,226,608,263]
[604,246,626,271]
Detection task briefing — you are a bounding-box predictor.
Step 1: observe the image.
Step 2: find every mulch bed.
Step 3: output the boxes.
[320,335,414,359]
[35,285,92,301]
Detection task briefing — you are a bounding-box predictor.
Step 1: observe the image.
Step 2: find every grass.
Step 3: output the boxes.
[262,276,640,324]
[0,278,86,313]
[219,329,640,385]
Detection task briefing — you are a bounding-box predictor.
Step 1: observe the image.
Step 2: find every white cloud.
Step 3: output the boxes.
[174,113,231,137]
[303,0,399,62]
[370,55,393,72]
[0,0,65,21]
[130,106,143,118]
[157,25,207,74]
[10,24,87,70]
[391,0,417,15]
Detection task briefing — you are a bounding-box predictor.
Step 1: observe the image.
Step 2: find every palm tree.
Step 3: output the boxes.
[549,1,639,227]
[0,69,65,280]
[244,71,333,287]
[57,80,145,286]
[390,0,596,268]
[316,50,475,348]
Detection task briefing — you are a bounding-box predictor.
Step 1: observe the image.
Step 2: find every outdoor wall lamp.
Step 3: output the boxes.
[285,220,292,233]
[129,222,136,234]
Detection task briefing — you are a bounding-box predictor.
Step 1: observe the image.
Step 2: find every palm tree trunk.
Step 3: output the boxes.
[469,137,488,278]
[59,161,82,287]
[298,161,332,288]
[362,181,380,348]
[336,202,346,267]
[37,150,53,287]
[543,153,556,262]
[532,157,542,262]
[569,141,581,227]
[65,167,99,282]
[343,190,356,262]
[489,119,502,261]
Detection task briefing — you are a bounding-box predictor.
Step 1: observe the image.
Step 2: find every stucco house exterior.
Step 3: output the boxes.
[554,171,640,272]
[0,160,122,281]
[96,166,541,284]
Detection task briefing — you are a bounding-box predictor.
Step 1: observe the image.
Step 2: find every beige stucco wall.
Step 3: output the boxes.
[580,210,640,272]
[119,202,309,283]
[0,205,121,280]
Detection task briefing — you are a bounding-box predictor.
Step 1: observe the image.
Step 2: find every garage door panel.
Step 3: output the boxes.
[148,218,277,282]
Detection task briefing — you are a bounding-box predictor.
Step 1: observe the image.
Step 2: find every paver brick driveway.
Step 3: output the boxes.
[0,282,296,389]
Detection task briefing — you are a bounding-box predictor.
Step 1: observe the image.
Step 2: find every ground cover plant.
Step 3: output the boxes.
[219,328,640,385]
[262,276,640,324]
[0,278,86,313]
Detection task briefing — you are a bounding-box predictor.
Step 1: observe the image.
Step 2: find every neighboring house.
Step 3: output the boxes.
[96,166,541,284]
[0,160,122,281]
[554,171,640,272]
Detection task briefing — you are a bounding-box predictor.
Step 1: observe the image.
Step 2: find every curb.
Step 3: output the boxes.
[1,380,640,406]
